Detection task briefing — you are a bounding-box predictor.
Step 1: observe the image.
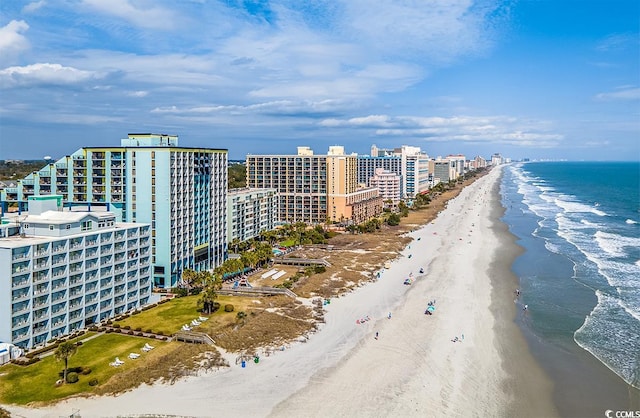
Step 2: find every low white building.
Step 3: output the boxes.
[0,342,23,365]
[0,195,152,349]
[227,188,279,243]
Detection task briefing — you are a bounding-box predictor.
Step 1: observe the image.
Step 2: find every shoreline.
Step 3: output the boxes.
[488,178,557,417]
[6,167,559,417]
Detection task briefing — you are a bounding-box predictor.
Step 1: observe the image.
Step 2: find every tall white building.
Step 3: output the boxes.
[0,195,152,349]
[359,145,430,199]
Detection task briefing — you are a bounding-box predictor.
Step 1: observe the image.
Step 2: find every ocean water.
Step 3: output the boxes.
[500,161,640,389]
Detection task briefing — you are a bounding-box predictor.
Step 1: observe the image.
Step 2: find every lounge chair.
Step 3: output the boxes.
[142,343,154,351]
[198,316,208,322]
[182,325,192,331]
[191,319,201,326]
[114,357,125,366]
[109,361,120,367]
[129,353,140,359]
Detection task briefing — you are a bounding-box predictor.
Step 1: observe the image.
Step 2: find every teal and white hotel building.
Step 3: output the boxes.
[0,195,152,349]
[0,133,228,288]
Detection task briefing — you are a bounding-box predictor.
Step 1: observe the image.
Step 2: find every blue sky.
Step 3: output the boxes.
[0,0,638,161]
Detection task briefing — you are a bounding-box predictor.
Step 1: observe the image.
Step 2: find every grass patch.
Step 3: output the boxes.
[114,296,203,334]
[115,295,255,335]
[0,333,167,406]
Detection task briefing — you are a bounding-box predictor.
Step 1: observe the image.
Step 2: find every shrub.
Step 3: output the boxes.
[135,327,142,332]
[157,331,164,336]
[145,329,152,334]
[123,325,131,330]
[115,328,122,333]
[66,372,79,384]
[88,378,98,386]
[75,341,83,346]
[224,304,235,312]
[81,367,91,375]
[88,326,98,331]
[105,329,112,333]
[112,323,121,328]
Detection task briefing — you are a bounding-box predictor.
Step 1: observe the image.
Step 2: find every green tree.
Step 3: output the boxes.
[386,213,401,226]
[55,341,78,384]
[198,271,221,314]
[240,251,259,269]
[228,163,246,188]
[229,238,241,254]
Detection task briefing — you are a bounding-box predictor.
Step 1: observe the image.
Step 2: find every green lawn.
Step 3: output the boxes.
[0,333,167,405]
[114,296,203,334]
[115,295,251,334]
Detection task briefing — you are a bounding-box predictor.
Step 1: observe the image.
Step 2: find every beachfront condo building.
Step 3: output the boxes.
[0,195,152,349]
[227,188,279,243]
[358,145,430,199]
[368,168,401,206]
[246,146,384,225]
[446,154,466,178]
[0,133,228,288]
[430,159,458,184]
[469,156,488,170]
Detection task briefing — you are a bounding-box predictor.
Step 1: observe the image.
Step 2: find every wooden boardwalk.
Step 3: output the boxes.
[218,286,297,298]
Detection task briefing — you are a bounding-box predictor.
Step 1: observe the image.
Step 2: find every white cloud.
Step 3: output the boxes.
[321,114,564,148]
[151,99,351,117]
[0,20,30,64]
[22,1,46,13]
[127,90,148,97]
[0,63,101,88]
[81,0,176,29]
[338,0,502,63]
[595,33,638,52]
[594,87,640,101]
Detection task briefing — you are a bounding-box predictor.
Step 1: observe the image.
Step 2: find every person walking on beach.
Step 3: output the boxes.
[388,312,392,319]
[375,331,379,340]
[523,304,528,311]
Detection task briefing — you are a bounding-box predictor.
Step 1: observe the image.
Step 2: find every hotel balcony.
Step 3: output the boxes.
[12,291,30,302]
[12,276,30,288]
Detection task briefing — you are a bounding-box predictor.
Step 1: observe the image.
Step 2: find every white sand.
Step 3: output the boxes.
[7,166,554,418]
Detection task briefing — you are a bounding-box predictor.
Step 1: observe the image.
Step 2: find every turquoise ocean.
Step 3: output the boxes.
[500,161,640,395]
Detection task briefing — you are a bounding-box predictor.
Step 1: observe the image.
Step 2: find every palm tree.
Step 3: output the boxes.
[55,341,77,384]
[198,271,220,314]
[230,238,241,254]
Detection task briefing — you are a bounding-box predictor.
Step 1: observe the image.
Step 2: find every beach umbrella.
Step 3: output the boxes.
[427,306,435,312]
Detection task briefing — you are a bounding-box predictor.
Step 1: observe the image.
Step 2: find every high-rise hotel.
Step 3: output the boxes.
[246,146,383,225]
[0,134,228,288]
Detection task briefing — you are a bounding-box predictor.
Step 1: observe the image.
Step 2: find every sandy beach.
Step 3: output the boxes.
[7,166,558,418]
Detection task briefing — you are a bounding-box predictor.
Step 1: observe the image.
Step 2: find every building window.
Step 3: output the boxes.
[66,224,71,229]
[81,220,92,231]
